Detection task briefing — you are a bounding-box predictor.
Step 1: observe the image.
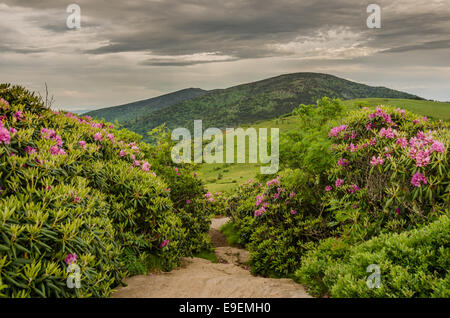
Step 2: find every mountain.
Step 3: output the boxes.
[84,87,208,123]
[90,73,422,139]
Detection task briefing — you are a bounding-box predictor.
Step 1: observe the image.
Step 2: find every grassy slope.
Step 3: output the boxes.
[342,98,450,121]
[85,88,207,123]
[122,73,420,139]
[198,98,450,192]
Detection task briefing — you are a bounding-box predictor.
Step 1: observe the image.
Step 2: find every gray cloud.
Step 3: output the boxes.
[0,0,449,108]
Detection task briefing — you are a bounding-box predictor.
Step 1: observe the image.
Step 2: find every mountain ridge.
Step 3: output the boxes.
[85,87,208,123]
[88,72,422,139]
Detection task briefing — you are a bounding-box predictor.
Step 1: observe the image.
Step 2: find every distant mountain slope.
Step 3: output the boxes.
[120,73,421,138]
[85,88,208,123]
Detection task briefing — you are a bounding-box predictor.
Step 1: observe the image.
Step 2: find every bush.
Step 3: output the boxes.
[296,214,450,297]
[324,105,449,242]
[0,84,212,297]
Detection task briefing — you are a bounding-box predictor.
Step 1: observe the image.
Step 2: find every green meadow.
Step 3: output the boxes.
[198,98,450,192]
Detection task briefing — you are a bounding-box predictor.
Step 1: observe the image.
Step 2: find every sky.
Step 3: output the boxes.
[0,0,449,112]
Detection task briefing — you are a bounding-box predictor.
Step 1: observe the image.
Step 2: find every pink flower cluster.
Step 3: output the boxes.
[409,131,445,167]
[14,110,24,121]
[205,192,215,202]
[79,140,87,149]
[348,184,359,194]
[379,127,397,139]
[0,98,9,108]
[24,146,37,154]
[328,124,347,138]
[266,176,280,187]
[64,253,77,265]
[160,239,170,248]
[368,106,395,126]
[0,127,11,144]
[50,145,66,156]
[254,205,266,217]
[335,178,344,187]
[411,172,427,187]
[370,156,384,167]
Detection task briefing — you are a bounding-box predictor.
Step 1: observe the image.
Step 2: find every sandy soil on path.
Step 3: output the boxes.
[112,217,311,298]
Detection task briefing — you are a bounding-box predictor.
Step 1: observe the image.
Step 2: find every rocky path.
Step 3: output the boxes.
[112,217,311,298]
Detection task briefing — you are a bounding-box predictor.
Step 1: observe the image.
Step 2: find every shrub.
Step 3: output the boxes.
[0,84,212,297]
[324,105,449,242]
[296,214,450,297]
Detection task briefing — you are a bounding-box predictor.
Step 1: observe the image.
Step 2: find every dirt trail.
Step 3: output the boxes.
[112,217,311,298]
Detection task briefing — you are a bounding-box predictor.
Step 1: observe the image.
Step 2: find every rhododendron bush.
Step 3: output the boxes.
[226,98,449,296]
[325,105,449,241]
[0,84,212,297]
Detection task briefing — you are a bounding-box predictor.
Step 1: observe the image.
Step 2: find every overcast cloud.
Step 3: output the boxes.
[0,0,449,111]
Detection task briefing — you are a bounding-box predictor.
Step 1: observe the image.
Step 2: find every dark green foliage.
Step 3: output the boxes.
[296,215,450,297]
[0,85,213,297]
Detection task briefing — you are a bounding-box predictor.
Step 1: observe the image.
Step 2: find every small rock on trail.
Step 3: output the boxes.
[112,217,311,298]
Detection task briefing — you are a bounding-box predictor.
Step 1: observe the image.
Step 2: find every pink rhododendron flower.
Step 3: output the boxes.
[370,156,384,167]
[335,178,344,187]
[64,253,77,265]
[266,176,280,186]
[290,209,297,215]
[142,161,150,172]
[254,206,266,216]
[119,150,127,157]
[53,135,63,147]
[394,208,401,214]
[0,127,12,144]
[328,124,347,138]
[94,132,103,141]
[14,110,24,121]
[9,127,17,136]
[325,186,332,191]
[106,133,114,142]
[186,199,191,204]
[348,184,359,194]
[379,127,397,139]
[160,239,170,248]
[349,143,358,152]
[49,145,60,155]
[411,172,427,187]
[79,140,87,149]
[41,128,56,139]
[338,158,349,167]
[396,137,408,148]
[24,146,37,154]
[431,140,445,153]
[133,160,140,167]
[289,191,296,198]
[369,138,377,146]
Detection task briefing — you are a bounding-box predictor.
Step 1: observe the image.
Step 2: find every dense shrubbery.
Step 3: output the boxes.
[324,105,449,242]
[227,97,449,296]
[0,84,212,297]
[296,215,449,297]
